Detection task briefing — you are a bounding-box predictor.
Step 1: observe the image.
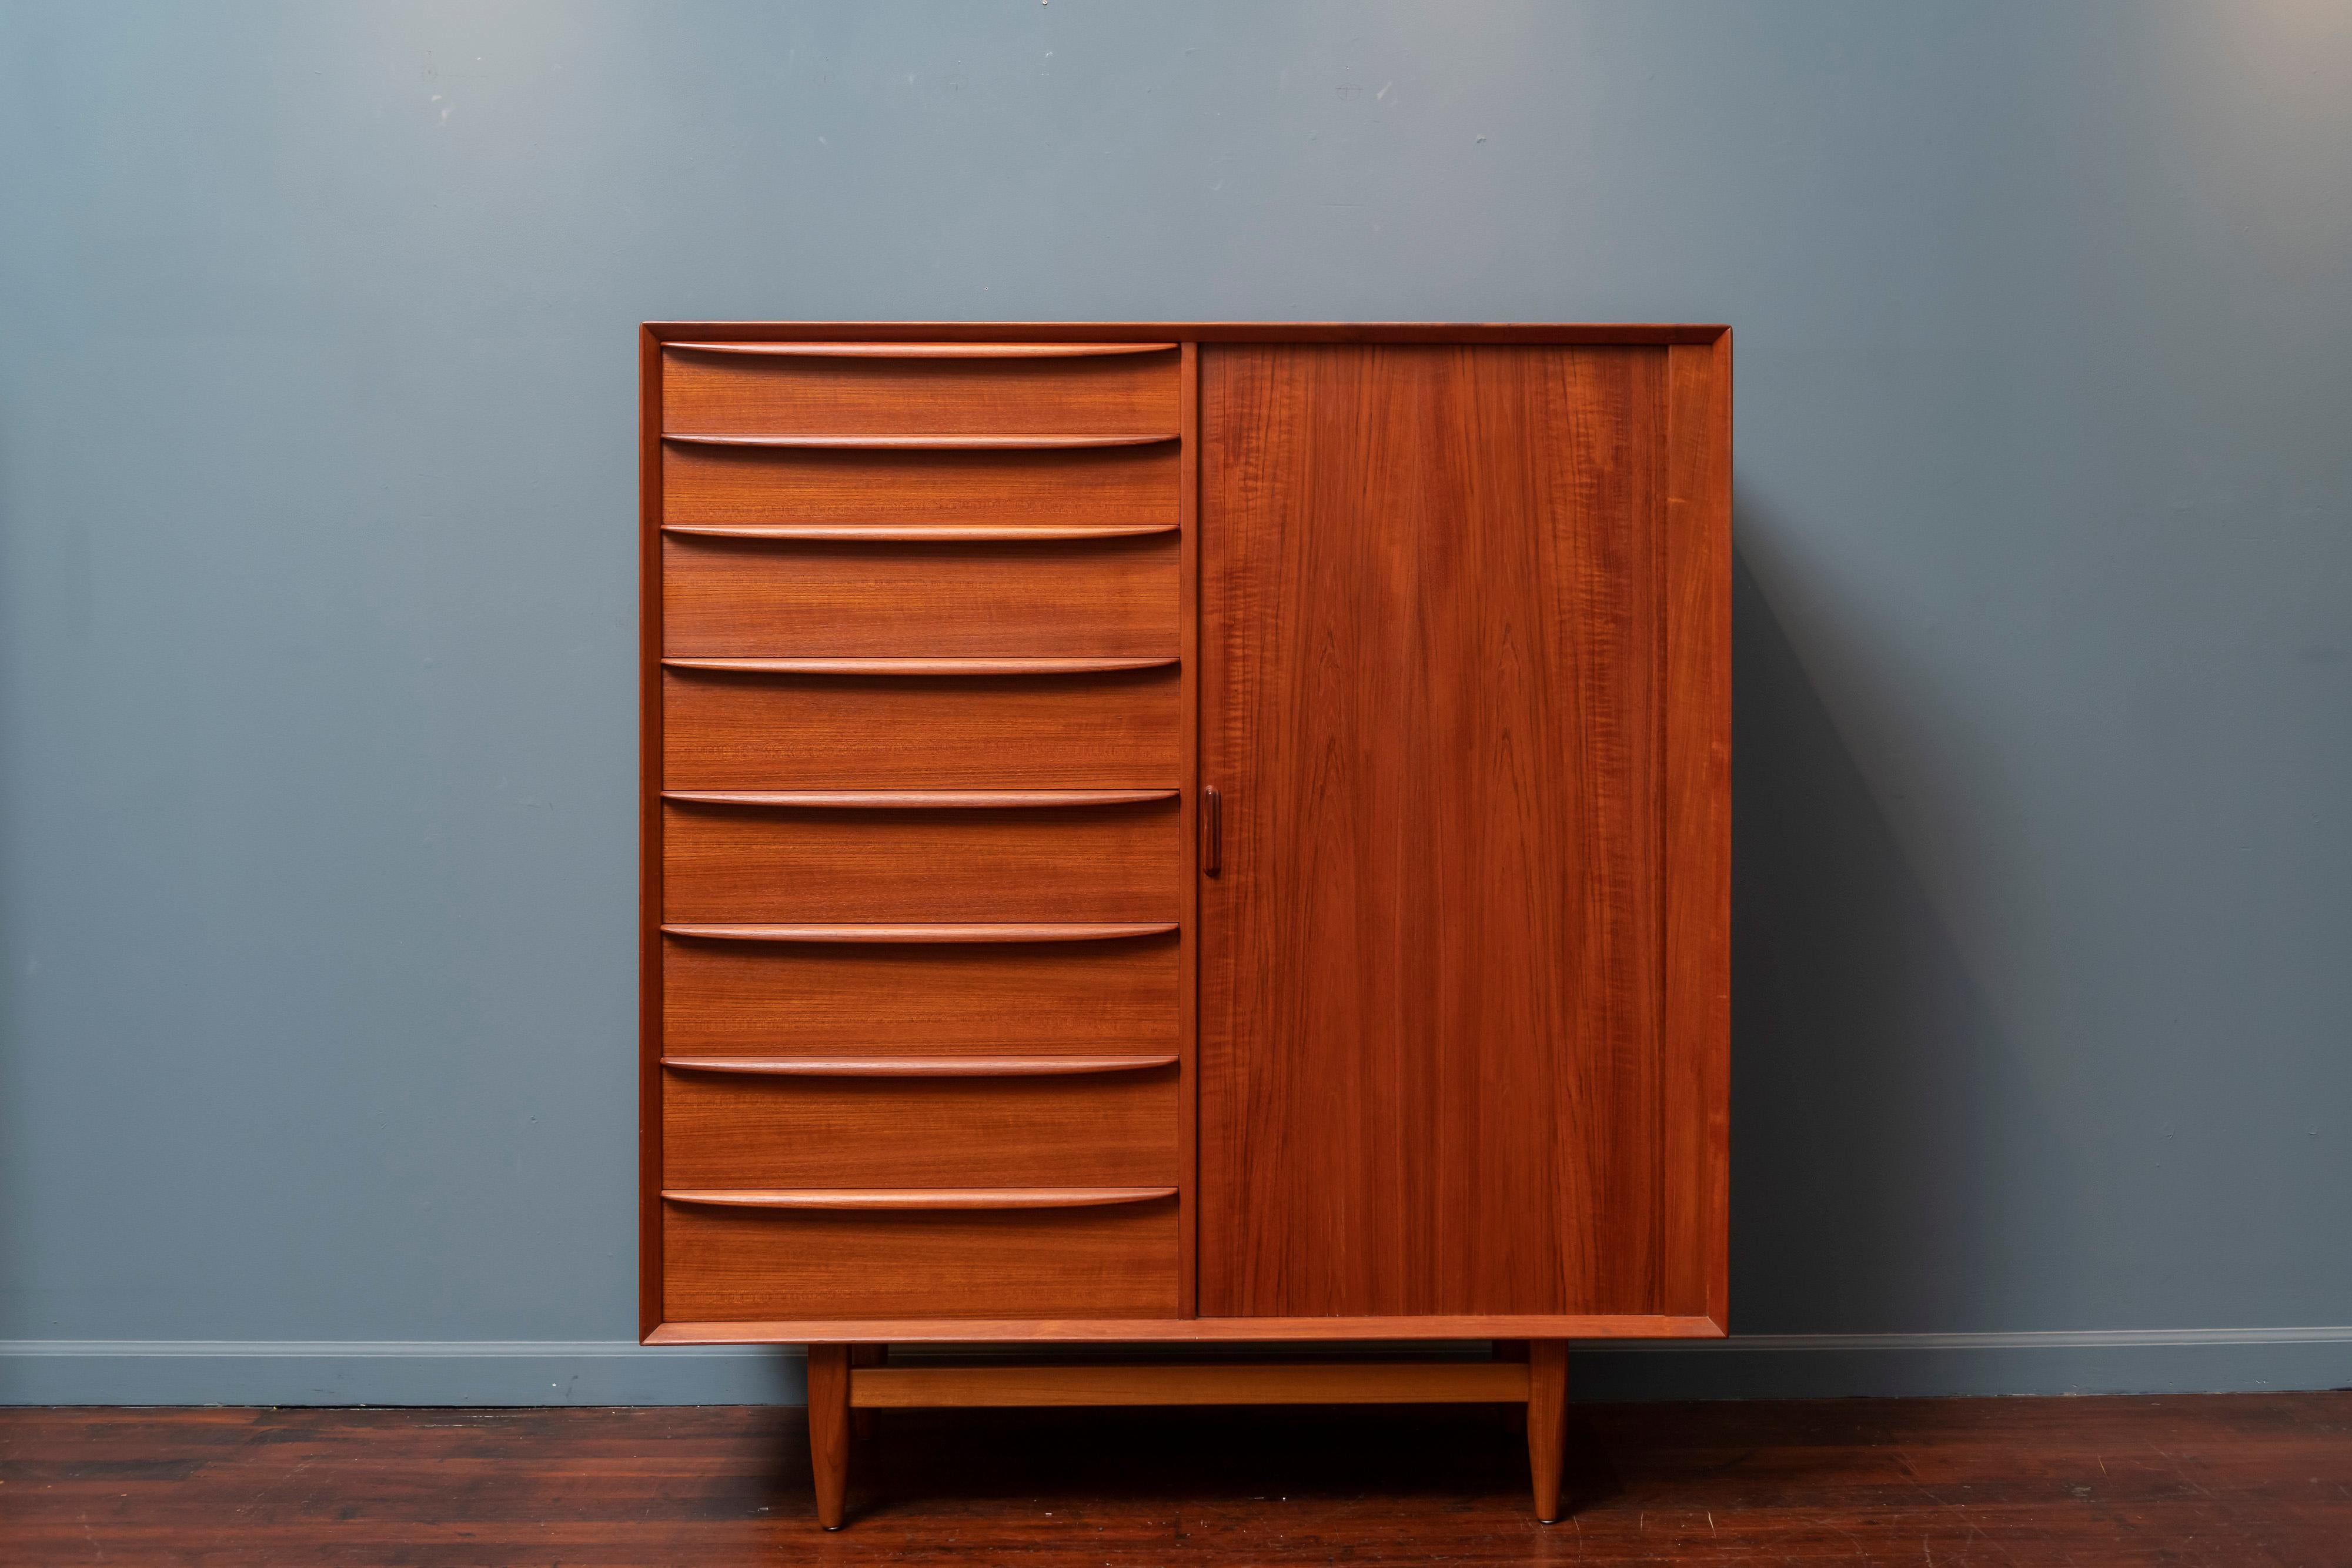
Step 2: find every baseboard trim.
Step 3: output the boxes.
[0,1340,804,1407]
[4,1328,2347,1406]
[1563,1325,2352,1400]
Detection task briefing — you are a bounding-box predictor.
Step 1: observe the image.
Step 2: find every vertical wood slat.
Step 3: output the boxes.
[1661,335,1733,1328]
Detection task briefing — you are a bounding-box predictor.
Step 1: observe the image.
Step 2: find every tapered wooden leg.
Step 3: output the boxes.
[1526,1340,1569,1523]
[806,1345,850,1529]
[849,1345,885,1440]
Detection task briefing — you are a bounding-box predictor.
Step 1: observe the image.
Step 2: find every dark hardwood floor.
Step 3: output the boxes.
[5,1393,2347,1564]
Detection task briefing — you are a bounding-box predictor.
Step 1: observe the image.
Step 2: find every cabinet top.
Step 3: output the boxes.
[642,322,1729,346]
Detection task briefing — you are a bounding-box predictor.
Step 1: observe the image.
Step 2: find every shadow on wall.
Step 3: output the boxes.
[1718,492,2083,1345]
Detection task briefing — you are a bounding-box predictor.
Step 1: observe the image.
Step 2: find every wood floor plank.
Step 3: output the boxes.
[2,1393,2345,1563]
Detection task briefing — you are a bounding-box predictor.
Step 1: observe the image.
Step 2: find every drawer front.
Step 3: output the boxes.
[663,1199,1180,1320]
[663,797,1179,924]
[663,533,1180,659]
[663,666,1181,789]
[662,346,1180,437]
[662,930,1181,1058]
[663,442,1177,530]
[663,1068,1180,1190]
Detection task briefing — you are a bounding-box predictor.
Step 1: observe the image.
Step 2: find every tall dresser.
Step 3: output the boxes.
[640,324,1730,1527]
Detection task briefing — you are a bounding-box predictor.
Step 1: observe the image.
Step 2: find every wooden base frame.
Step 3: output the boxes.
[801,1340,1571,1529]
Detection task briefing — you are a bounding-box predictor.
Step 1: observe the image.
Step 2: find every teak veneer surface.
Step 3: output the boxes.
[661,922,1176,944]
[662,1199,1180,1320]
[1200,343,1669,1319]
[647,1314,1720,1345]
[660,797,1181,924]
[663,788,1177,808]
[653,321,1729,343]
[662,531,1180,658]
[660,1055,1180,1076]
[664,520,1177,541]
[641,323,1728,1360]
[665,433,1174,450]
[664,1188,1177,1211]
[1661,337,1735,1326]
[662,1068,1180,1190]
[662,665,1181,790]
[663,655,1175,676]
[660,929,1181,1058]
[662,343,1179,435]
[848,1360,1531,1409]
[663,441,1178,530]
[666,340,1182,357]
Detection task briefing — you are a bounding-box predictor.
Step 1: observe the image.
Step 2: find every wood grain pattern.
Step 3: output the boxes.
[1198,343,1669,1318]
[663,441,1177,530]
[638,326,667,1338]
[662,1199,1180,1320]
[661,797,1179,924]
[1175,340,1201,1319]
[659,931,1176,1053]
[652,322,1732,346]
[660,923,1176,944]
[662,1189,1178,1211]
[849,1360,1529,1409]
[663,520,1175,541]
[662,664,1181,789]
[664,433,1174,449]
[660,1055,1179,1076]
[663,789,1177,809]
[1527,1341,1569,1522]
[661,929,1180,1059]
[647,1313,1722,1345]
[662,1068,1179,1189]
[664,656,1175,676]
[804,1345,849,1529]
[21,1393,2346,1560]
[1662,335,1733,1330]
[662,532,1178,658]
[663,345,1178,436]
[640,323,1725,1372]
[666,340,1180,356]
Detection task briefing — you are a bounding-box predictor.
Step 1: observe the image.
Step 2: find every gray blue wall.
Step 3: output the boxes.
[4,2,2348,1405]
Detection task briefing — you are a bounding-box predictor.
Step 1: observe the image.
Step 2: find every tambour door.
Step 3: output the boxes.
[1197,341,1729,1321]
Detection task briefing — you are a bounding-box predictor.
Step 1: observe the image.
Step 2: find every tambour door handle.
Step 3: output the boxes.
[1202,785,1222,876]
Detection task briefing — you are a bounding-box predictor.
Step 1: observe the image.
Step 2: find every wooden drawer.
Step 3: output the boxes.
[663,441,1177,531]
[662,795,1178,924]
[662,664,1181,789]
[662,1198,1180,1320]
[662,343,1179,437]
[662,1067,1180,1190]
[662,532,1179,659]
[661,928,1181,1058]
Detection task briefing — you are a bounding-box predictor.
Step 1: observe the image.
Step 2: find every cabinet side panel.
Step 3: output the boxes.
[1662,336,1732,1326]
[1177,342,1201,1317]
[640,327,667,1339]
[1199,343,1669,1317]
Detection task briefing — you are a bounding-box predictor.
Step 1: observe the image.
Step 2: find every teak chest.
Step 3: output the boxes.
[639,323,1730,1527]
